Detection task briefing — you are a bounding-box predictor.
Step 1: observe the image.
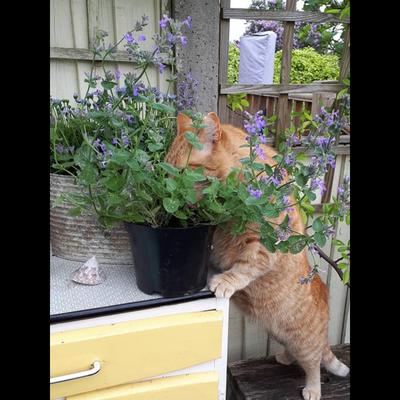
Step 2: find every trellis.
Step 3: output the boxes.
[218,0,350,204]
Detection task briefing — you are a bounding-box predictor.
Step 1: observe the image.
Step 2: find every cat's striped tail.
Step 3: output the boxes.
[322,345,350,377]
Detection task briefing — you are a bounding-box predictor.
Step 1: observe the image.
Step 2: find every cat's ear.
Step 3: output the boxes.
[204,112,222,144]
[177,113,192,134]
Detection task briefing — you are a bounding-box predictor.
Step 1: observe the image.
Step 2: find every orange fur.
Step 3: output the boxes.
[166,112,349,400]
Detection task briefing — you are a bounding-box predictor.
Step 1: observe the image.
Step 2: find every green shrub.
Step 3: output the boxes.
[227,45,339,85]
[228,43,240,84]
[273,47,339,84]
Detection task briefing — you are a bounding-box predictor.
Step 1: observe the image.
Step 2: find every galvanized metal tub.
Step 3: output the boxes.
[50,173,133,265]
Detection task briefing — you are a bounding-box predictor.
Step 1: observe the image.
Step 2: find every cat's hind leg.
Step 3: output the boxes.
[275,349,295,365]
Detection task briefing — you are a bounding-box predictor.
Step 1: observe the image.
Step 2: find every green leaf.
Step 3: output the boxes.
[163,197,180,213]
[68,207,82,217]
[148,142,164,152]
[101,80,116,90]
[300,208,308,225]
[184,131,204,150]
[345,212,350,225]
[262,235,276,253]
[295,174,308,186]
[103,175,125,192]
[314,231,326,247]
[241,99,250,107]
[312,217,324,232]
[338,263,348,271]
[111,150,131,166]
[151,102,176,114]
[276,241,289,253]
[342,268,350,284]
[159,162,180,177]
[174,210,188,220]
[165,178,177,192]
[288,235,308,254]
[184,169,207,182]
[296,152,309,162]
[252,162,265,171]
[79,164,97,185]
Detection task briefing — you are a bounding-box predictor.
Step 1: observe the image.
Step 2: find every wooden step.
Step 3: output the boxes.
[227,344,350,400]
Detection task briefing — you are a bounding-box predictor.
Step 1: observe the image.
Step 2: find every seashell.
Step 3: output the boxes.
[71,256,105,285]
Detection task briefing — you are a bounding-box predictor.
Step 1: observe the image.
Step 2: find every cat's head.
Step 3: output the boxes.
[165,112,233,179]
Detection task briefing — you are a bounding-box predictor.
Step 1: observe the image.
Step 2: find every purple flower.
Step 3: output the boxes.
[310,177,326,194]
[121,133,131,146]
[254,114,266,130]
[308,244,318,254]
[326,154,336,168]
[166,32,175,44]
[138,34,146,41]
[262,175,281,186]
[133,85,139,97]
[159,15,169,29]
[124,32,134,44]
[276,228,290,242]
[99,143,107,154]
[283,196,291,206]
[180,36,188,47]
[116,86,126,96]
[284,153,295,166]
[115,69,121,80]
[247,186,263,199]
[254,144,266,160]
[158,63,166,74]
[112,138,118,145]
[315,136,330,148]
[55,144,64,153]
[183,16,192,29]
[125,115,134,124]
[258,134,267,144]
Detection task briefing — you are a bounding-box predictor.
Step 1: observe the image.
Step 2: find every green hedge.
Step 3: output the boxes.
[227,44,339,85]
[273,47,339,84]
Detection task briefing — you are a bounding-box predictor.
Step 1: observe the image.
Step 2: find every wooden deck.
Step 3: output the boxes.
[227,344,350,400]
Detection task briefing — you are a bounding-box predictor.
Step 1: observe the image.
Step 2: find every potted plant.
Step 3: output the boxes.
[53,14,350,297]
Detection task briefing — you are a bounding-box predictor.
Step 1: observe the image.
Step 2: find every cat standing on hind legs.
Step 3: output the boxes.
[166,112,349,400]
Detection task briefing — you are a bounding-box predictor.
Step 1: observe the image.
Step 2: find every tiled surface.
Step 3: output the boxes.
[50,256,212,316]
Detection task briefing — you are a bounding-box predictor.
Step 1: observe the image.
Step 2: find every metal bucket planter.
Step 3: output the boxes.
[50,173,133,265]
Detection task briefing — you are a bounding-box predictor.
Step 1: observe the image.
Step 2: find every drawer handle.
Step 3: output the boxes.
[50,361,101,384]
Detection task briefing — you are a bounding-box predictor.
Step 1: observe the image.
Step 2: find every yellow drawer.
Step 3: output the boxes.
[50,311,222,399]
[67,371,218,400]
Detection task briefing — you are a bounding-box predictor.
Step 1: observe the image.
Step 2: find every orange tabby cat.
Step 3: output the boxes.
[166,112,349,400]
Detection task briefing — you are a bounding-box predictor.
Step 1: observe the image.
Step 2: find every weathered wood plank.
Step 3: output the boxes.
[221,83,344,95]
[279,0,296,85]
[228,344,350,400]
[339,26,350,82]
[222,8,350,24]
[327,156,350,345]
[243,316,268,360]
[228,302,245,362]
[218,0,231,122]
[50,47,170,64]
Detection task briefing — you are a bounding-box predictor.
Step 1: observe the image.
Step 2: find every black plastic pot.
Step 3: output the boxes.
[125,223,214,297]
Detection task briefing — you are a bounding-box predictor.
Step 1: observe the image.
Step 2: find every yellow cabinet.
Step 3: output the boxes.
[51,310,224,399]
[67,371,219,400]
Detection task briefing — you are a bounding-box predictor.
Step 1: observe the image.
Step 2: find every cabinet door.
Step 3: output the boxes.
[51,311,222,399]
[67,371,218,400]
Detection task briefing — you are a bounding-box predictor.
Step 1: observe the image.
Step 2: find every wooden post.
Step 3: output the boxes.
[311,91,336,204]
[218,0,231,123]
[276,0,296,147]
[339,26,350,82]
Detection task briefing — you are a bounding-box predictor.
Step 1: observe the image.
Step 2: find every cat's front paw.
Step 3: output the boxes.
[209,273,236,298]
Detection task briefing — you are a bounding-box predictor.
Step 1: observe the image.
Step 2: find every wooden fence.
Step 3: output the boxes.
[217,0,350,361]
